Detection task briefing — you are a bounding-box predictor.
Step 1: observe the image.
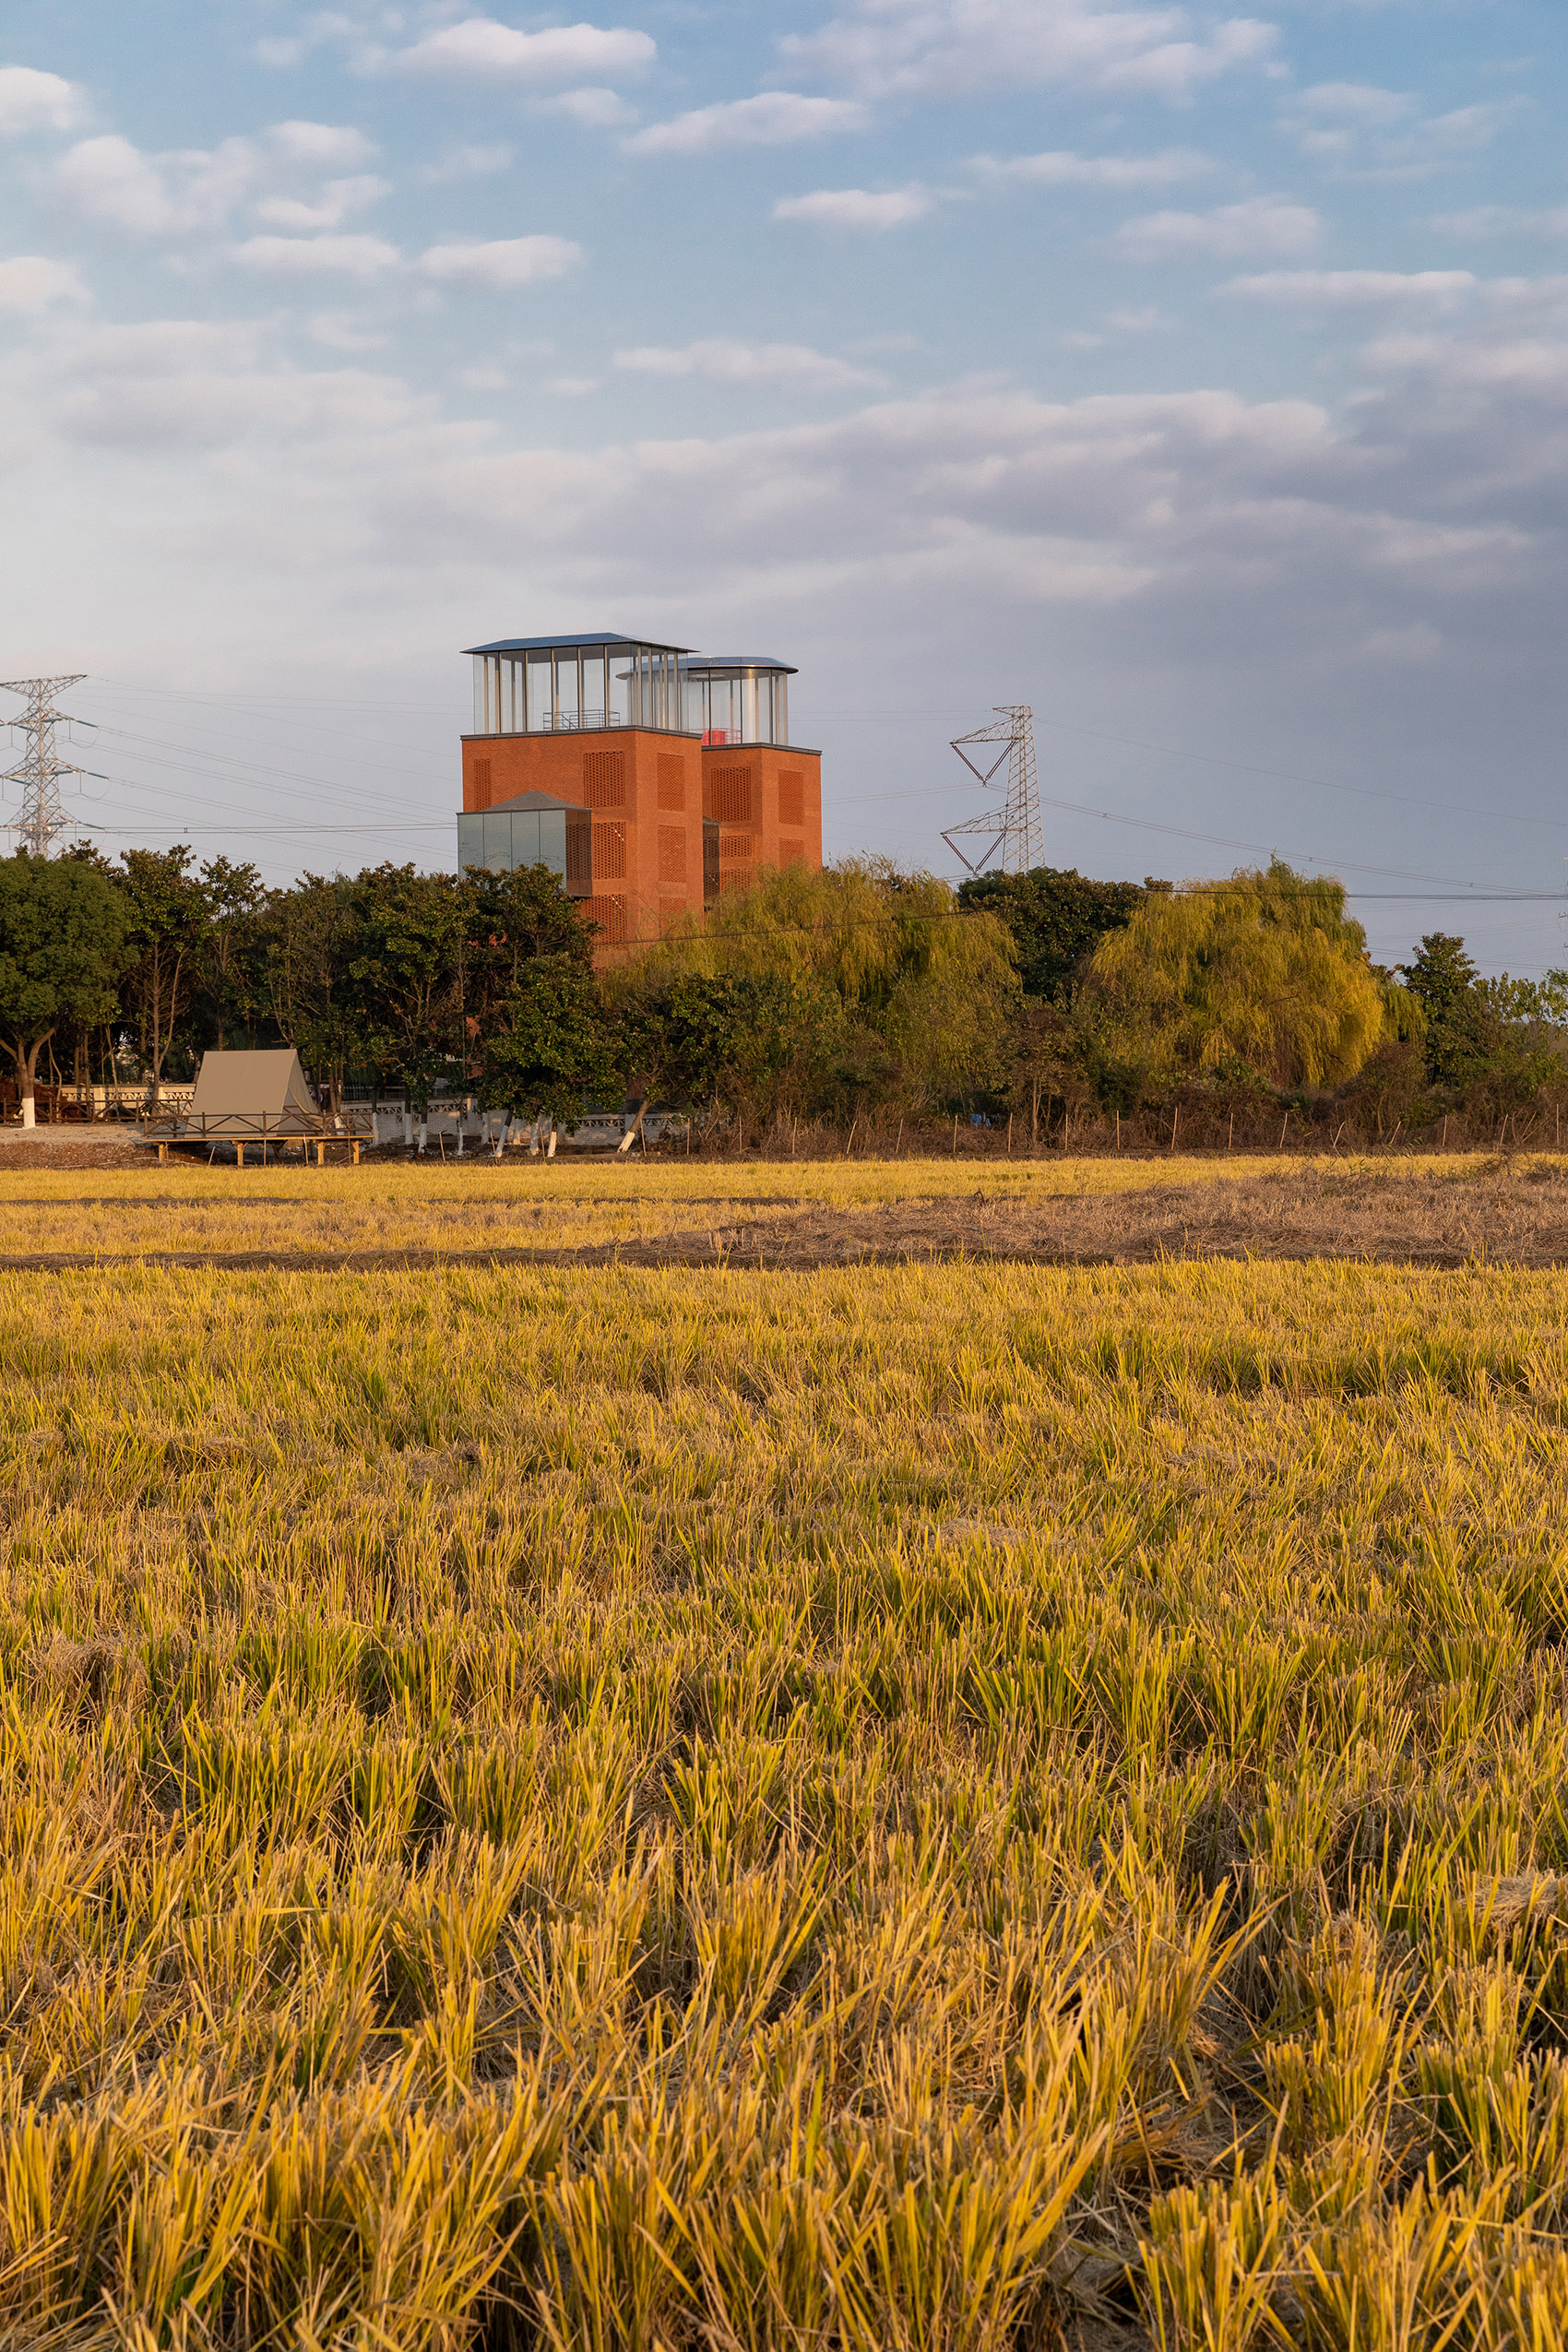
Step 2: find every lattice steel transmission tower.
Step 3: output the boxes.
[0,676,88,856]
[942,705,1042,875]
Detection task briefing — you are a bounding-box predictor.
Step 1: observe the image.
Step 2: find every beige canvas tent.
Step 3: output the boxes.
[185,1051,321,1138]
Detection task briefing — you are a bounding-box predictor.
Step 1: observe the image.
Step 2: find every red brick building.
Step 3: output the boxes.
[457,634,823,956]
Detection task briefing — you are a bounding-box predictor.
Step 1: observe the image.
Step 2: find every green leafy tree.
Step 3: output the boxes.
[255,874,361,1109]
[118,847,214,1105]
[480,956,621,1133]
[1080,861,1387,1093]
[1397,933,1488,1091]
[1006,1001,1092,1141]
[341,865,463,1111]
[0,853,130,1125]
[957,866,1158,1005]
[459,863,596,1078]
[624,971,824,1127]
[1397,934,1567,1112]
[612,859,1017,1113]
[189,857,265,1051]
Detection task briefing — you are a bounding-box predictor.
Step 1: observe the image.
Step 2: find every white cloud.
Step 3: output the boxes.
[232,232,402,276]
[540,87,638,127]
[772,185,933,231]
[57,135,201,236]
[0,255,88,312]
[778,0,1277,102]
[25,317,441,452]
[0,65,83,137]
[418,236,581,287]
[1363,624,1441,663]
[613,338,883,389]
[624,93,867,157]
[255,175,391,231]
[1291,81,1413,134]
[267,120,376,168]
[1280,82,1521,180]
[1062,304,1170,346]
[55,125,386,241]
[1112,196,1317,261]
[972,147,1208,188]
[421,144,515,182]
[1433,206,1568,242]
[1225,269,1476,308]
[310,311,391,351]
[390,19,655,82]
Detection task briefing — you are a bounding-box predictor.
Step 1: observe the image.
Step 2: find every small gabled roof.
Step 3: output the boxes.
[467,790,589,815]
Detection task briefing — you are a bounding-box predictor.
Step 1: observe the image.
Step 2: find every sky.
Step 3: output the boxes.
[2,0,1567,974]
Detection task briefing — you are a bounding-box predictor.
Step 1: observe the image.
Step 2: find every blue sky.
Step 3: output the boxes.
[3,0,1567,973]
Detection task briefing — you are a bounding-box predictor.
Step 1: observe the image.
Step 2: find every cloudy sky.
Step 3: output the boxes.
[2,0,1566,972]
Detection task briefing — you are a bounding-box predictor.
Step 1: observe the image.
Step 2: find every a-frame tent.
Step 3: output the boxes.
[184,1050,321,1138]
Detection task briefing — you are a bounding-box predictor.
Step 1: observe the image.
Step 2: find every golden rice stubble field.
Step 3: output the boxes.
[3,1155,1568,2349]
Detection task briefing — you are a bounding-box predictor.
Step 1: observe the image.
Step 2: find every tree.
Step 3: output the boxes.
[119,847,212,1106]
[340,865,463,1112]
[610,859,1017,1114]
[189,857,265,1051]
[957,867,1157,1005]
[255,874,362,1110]
[0,853,129,1126]
[1006,1001,1091,1142]
[1396,932,1494,1093]
[1397,934,1568,1112]
[459,863,595,1071]
[480,956,621,1134]
[624,971,823,1129]
[1078,861,1387,1093]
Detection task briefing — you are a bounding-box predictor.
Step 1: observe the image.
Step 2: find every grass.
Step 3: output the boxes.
[1,1158,1567,2345]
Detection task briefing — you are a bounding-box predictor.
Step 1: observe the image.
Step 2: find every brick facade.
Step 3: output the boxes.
[461,728,822,959]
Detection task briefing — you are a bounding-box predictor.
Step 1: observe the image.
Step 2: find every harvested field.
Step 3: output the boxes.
[3,1158,1568,2347]
[0,1152,1563,1268]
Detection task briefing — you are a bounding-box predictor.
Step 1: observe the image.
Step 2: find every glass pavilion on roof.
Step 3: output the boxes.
[468,634,689,737]
[682,658,794,748]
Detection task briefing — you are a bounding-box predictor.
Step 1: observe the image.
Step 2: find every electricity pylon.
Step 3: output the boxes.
[942,705,1042,875]
[0,675,88,855]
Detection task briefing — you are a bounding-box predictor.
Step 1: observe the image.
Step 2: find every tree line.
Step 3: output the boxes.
[0,841,1560,1142]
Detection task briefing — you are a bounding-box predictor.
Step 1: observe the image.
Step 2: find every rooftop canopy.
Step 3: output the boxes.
[469,634,691,736]
[680,657,797,677]
[464,633,691,656]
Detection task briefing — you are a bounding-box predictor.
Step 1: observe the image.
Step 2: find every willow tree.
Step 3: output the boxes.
[609,858,1018,1109]
[1078,861,1387,1091]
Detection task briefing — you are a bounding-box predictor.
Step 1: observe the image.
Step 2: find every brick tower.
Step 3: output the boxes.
[457,633,822,956]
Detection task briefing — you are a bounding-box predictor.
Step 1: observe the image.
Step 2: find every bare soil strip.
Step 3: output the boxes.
[2,1167,1567,1271]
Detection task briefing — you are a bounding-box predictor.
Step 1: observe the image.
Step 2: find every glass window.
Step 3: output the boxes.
[458,813,483,872]
[481,812,513,870]
[538,809,567,877]
[526,652,550,732]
